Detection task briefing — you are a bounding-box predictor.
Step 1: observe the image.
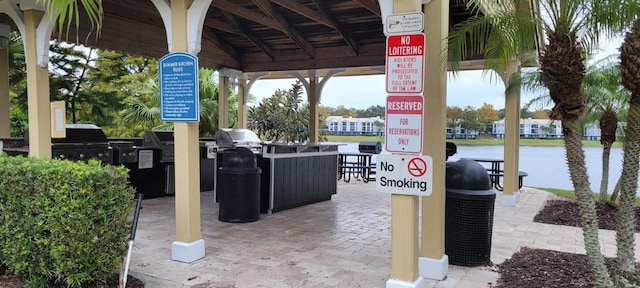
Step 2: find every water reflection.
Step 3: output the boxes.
[333,142,628,193]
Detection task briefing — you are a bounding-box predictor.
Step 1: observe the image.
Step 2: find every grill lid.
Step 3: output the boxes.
[214,129,261,148]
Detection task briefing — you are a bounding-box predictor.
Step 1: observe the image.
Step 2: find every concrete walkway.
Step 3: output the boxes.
[128,181,640,288]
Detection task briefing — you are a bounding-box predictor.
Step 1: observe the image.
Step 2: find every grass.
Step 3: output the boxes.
[534,186,640,205]
[324,135,618,147]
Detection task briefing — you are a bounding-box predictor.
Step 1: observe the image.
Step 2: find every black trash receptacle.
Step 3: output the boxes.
[217,147,261,223]
[445,159,495,267]
[358,141,382,154]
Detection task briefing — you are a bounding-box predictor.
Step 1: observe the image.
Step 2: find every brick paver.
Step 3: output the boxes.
[128,181,640,288]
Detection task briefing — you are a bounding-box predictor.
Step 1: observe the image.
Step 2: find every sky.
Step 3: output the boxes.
[248,37,623,111]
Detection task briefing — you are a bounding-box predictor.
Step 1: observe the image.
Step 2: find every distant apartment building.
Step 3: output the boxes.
[492,118,563,139]
[493,118,623,140]
[326,116,614,140]
[446,126,479,139]
[325,116,384,135]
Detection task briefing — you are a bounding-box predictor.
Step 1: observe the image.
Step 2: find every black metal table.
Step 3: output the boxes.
[338,152,375,183]
[461,158,527,191]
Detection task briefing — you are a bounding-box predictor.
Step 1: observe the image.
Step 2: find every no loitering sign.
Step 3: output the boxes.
[376,154,433,196]
[386,33,425,93]
[385,95,424,153]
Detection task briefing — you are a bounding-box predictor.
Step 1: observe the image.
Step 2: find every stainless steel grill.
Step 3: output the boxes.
[214,128,262,153]
[142,131,175,163]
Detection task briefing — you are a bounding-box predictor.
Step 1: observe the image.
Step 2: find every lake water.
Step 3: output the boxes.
[332,142,628,193]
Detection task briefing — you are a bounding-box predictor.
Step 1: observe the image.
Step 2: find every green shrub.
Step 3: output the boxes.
[0,155,135,287]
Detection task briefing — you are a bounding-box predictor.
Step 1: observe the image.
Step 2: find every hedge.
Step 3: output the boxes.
[0,155,135,287]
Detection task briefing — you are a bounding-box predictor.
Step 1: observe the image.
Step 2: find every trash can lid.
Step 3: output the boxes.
[219,147,257,168]
[446,159,492,191]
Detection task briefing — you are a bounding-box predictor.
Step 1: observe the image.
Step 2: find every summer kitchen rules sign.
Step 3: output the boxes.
[159,52,200,122]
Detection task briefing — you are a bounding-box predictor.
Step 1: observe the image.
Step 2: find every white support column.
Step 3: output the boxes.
[217,68,238,129]
[19,0,56,158]
[419,0,449,281]
[237,74,248,128]
[153,0,210,263]
[381,1,426,287]
[0,24,10,138]
[307,71,319,143]
[500,60,522,206]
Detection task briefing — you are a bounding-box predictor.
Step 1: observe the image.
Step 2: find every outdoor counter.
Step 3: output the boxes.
[257,143,339,213]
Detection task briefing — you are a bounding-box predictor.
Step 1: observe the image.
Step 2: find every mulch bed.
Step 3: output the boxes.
[494,247,639,287]
[533,199,640,231]
[492,199,640,288]
[0,272,145,288]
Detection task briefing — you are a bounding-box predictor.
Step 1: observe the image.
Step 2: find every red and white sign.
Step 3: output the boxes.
[386,33,425,93]
[385,95,423,154]
[376,154,433,196]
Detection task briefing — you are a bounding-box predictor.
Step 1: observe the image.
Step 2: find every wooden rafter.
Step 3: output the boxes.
[219,10,276,61]
[270,0,333,28]
[252,0,315,58]
[201,26,241,64]
[352,0,381,16]
[204,18,242,35]
[212,0,283,31]
[311,0,358,55]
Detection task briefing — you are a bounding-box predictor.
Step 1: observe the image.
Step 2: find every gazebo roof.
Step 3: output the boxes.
[1,0,488,78]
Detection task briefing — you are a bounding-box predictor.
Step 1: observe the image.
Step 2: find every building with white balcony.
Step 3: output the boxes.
[492,118,563,139]
[325,116,384,135]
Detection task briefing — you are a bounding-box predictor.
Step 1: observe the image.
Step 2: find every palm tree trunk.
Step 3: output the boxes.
[599,142,611,202]
[563,117,613,287]
[609,176,621,204]
[616,103,640,274]
[616,24,640,278]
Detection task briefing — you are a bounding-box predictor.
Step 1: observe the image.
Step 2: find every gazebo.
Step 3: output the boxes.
[0,1,533,286]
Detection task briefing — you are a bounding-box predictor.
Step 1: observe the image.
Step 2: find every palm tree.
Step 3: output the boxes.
[593,0,640,278]
[42,0,103,41]
[120,68,237,137]
[523,55,630,204]
[447,0,624,285]
[581,56,629,203]
[616,22,640,280]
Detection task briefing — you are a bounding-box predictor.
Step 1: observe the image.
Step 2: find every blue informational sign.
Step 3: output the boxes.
[159,52,199,122]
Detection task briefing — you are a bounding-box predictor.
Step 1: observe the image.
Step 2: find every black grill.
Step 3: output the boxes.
[142,131,175,163]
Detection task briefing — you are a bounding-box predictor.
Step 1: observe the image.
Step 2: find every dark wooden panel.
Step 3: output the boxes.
[258,154,338,213]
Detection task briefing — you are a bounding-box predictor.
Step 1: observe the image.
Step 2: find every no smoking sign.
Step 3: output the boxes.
[376,154,433,196]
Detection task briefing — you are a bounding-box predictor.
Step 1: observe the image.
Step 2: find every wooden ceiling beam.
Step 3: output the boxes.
[219,10,276,61]
[204,18,242,35]
[312,0,358,55]
[202,26,241,65]
[352,0,381,17]
[252,0,315,58]
[270,0,334,28]
[212,0,283,31]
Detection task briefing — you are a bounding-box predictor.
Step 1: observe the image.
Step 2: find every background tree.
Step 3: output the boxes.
[7,32,27,137]
[332,105,358,117]
[446,106,464,139]
[476,103,499,132]
[460,106,484,138]
[530,109,549,119]
[248,82,310,142]
[581,55,630,204]
[119,67,233,137]
[48,41,95,124]
[357,105,385,118]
